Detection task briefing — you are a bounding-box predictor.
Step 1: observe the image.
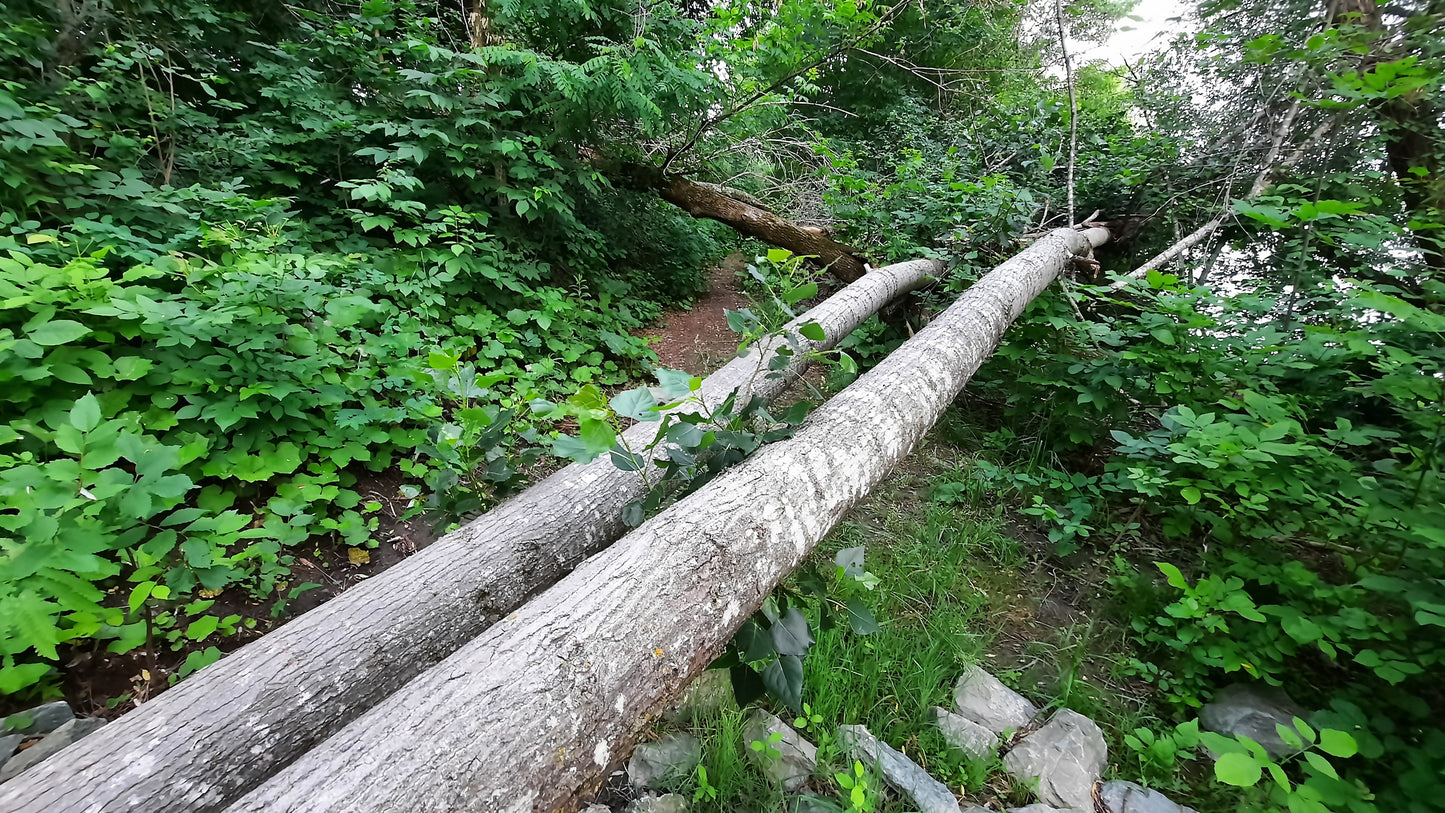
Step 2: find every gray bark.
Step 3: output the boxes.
[0,259,939,813]
[225,228,1108,813]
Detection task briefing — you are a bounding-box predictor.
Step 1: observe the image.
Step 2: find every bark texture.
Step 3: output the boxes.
[225,228,1108,813]
[654,174,869,282]
[0,259,939,813]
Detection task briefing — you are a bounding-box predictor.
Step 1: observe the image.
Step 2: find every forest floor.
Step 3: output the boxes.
[644,252,751,376]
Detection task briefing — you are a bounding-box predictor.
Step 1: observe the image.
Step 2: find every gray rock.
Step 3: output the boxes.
[838,724,962,813]
[0,735,21,772]
[2,701,74,735]
[1199,684,1310,758]
[743,709,817,791]
[933,706,999,762]
[786,795,839,813]
[0,717,106,784]
[626,793,689,813]
[627,732,702,789]
[580,806,610,812]
[1002,709,1105,810]
[1100,780,1199,813]
[1007,806,1085,813]
[953,667,1038,735]
[665,669,736,723]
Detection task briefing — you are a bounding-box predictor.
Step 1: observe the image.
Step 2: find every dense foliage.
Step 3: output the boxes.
[1,0,1442,810]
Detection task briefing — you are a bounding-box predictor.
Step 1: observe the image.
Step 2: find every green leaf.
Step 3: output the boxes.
[610,387,659,422]
[835,546,865,578]
[579,418,616,453]
[1214,752,1263,787]
[736,618,775,662]
[1156,561,1189,590]
[770,608,814,656]
[185,615,220,641]
[782,283,817,305]
[1303,751,1338,780]
[846,598,880,635]
[654,368,694,399]
[30,320,90,346]
[766,248,792,263]
[1149,328,1175,346]
[799,321,826,342]
[1180,486,1201,505]
[609,447,648,472]
[70,393,101,433]
[761,654,805,711]
[1317,729,1358,758]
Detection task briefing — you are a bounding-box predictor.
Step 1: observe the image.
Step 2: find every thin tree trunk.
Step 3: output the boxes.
[1055,0,1078,225]
[1118,108,1334,286]
[0,260,938,813]
[654,173,870,281]
[224,228,1109,813]
[1334,0,1445,274]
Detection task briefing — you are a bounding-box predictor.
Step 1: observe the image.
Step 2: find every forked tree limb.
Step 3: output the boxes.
[0,259,939,813]
[224,227,1109,813]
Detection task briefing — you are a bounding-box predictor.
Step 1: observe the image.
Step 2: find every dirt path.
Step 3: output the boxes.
[643,253,750,376]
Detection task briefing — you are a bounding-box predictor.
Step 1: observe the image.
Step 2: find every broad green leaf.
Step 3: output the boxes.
[70,393,101,433]
[1317,729,1357,758]
[846,598,880,635]
[835,546,865,578]
[761,654,805,711]
[1213,752,1262,787]
[770,608,814,656]
[1156,561,1189,590]
[610,387,659,422]
[1303,751,1338,779]
[30,320,90,346]
[782,282,817,305]
[799,321,826,342]
[185,615,220,641]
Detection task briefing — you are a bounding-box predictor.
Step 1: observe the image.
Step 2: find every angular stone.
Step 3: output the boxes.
[785,795,836,813]
[932,706,999,762]
[627,732,702,789]
[0,735,20,772]
[626,793,689,813]
[1199,684,1310,758]
[1007,805,1085,813]
[0,717,106,784]
[1100,780,1199,813]
[953,667,1038,735]
[664,668,736,724]
[580,806,610,812]
[743,709,817,791]
[2,701,74,736]
[838,724,962,813]
[1002,709,1105,810]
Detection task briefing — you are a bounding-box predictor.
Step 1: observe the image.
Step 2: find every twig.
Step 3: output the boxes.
[1054,0,1078,225]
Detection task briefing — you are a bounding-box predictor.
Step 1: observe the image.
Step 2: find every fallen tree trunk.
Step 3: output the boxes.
[225,227,1108,813]
[0,259,939,813]
[655,174,869,282]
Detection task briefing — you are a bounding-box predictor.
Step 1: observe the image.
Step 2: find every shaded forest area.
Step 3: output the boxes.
[0,0,1441,810]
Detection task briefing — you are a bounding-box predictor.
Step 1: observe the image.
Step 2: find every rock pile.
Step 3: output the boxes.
[590,666,1229,813]
[0,700,107,785]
